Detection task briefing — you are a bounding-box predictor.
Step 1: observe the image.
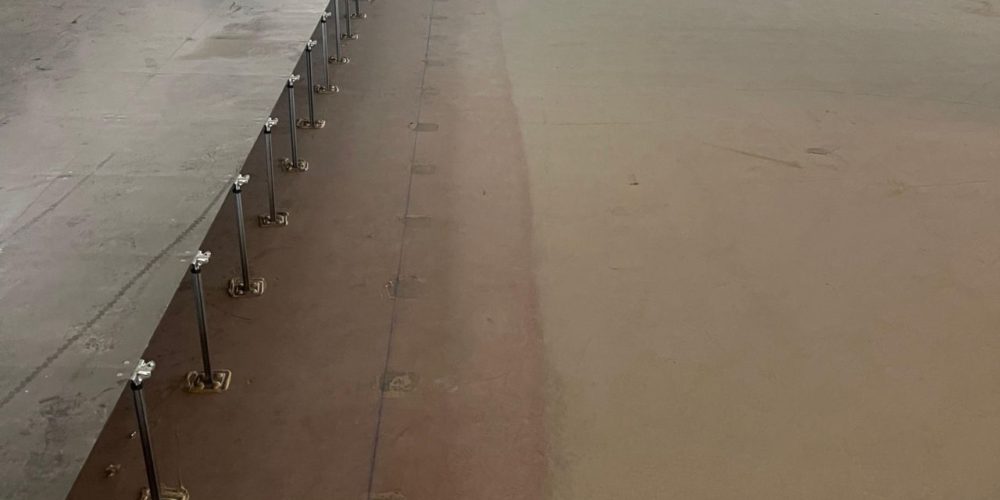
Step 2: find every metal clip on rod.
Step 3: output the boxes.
[259,118,288,227]
[325,9,349,64]
[302,40,332,124]
[280,75,310,172]
[343,0,359,40]
[184,251,233,393]
[227,175,266,298]
[130,360,190,499]
[351,0,367,19]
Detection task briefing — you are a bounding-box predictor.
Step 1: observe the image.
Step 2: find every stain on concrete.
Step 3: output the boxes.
[411,164,437,175]
[392,275,425,298]
[380,372,419,397]
[408,122,439,132]
[806,147,833,155]
[959,0,1000,16]
[398,214,432,226]
[23,393,85,483]
[707,143,804,169]
[81,334,114,354]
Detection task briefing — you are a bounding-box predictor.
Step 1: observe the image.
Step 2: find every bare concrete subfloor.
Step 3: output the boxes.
[69,0,1000,499]
[68,0,544,498]
[501,0,1000,498]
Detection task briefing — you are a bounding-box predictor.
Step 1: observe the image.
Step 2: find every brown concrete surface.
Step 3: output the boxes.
[67,0,1000,498]
[498,0,1000,498]
[67,0,544,498]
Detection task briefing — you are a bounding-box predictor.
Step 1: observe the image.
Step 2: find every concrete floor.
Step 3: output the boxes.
[14,0,1000,498]
[501,0,1000,497]
[69,0,544,498]
[0,0,328,497]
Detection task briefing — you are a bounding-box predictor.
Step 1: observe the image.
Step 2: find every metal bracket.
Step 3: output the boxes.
[129,359,156,386]
[288,74,301,85]
[227,276,265,297]
[351,12,367,19]
[329,55,350,64]
[183,369,232,394]
[315,83,340,94]
[233,173,250,190]
[280,158,310,172]
[296,117,327,129]
[139,486,189,500]
[342,32,359,40]
[258,211,289,227]
[264,117,278,132]
[191,250,211,271]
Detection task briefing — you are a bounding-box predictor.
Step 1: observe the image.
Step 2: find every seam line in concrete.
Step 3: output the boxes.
[0,177,233,410]
[0,153,115,245]
[365,0,438,496]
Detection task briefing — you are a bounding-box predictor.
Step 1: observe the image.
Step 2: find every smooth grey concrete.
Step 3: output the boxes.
[498,0,1000,497]
[0,0,329,497]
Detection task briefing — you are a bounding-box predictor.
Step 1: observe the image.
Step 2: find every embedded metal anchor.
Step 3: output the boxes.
[279,75,309,172]
[343,0,359,40]
[324,9,349,65]
[129,360,190,500]
[258,118,288,228]
[227,176,266,298]
[184,251,233,393]
[302,40,333,124]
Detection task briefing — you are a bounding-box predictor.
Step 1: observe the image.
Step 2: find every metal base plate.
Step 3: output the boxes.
[297,118,327,129]
[258,211,289,227]
[139,486,190,500]
[184,370,232,394]
[279,158,310,172]
[315,84,340,94]
[228,276,265,297]
[342,33,359,40]
[329,56,350,64]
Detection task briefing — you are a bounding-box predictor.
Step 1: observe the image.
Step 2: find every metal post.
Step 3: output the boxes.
[228,175,265,298]
[191,254,213,383]
[281,75,309,172]
[315,26,339,96]
[351,0,367,19]
[301,40,331,125]
[343,0,359,40]
[259,118,288,227]
[130,361,189,500]
[130,360,160,500]
[234,179,250,290]
[280,75,309,172]
[183,251,232,394]
[325,9,349,64]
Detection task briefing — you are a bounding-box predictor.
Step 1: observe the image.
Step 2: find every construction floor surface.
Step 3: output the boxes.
[70,0,1000,498]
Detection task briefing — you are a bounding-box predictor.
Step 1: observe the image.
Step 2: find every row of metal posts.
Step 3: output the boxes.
[126,1,367,498]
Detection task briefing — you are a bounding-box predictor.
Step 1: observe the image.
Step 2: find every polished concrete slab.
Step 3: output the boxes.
[0,0,330,497]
